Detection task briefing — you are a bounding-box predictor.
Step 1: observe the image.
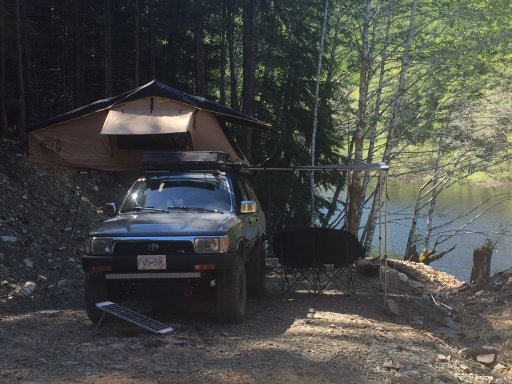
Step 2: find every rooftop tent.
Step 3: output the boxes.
[26,80,273,171]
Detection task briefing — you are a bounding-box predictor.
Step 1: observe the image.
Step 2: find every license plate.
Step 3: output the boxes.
[137,255,166,270]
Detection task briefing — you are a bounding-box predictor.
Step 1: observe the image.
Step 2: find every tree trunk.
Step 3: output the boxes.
[194,0,206,97]
[0,0,9,135]
[21,0,33,120]
[423,134,443,252]
[74,0,84,107]
[321,182,344,227]
[374,0,418,249]
[242,0,258,162]
[404,183,425,257]
[326,0,342,84]
[226,5,238,109]
[347,0,371,236]
[382,0,417,164]
[310,0,329,227]
[135,0,139,87]
[219,3,227,105]
[361,2,392,248]
[15,0,25,137]
[104,0,112,97]
[149,0,156,80]
[362,0,417,249]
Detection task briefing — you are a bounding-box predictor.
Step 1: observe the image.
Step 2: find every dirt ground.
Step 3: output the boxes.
[1,137,511,383]
[1,262,511,384]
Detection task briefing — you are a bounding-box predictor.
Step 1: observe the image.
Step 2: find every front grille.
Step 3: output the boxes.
[113,241,195,255]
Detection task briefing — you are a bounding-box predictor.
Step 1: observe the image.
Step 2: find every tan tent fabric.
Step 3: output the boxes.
[191,110,241,161]
[27,81,272,170]
[101,97,195,135]
[27,110,141,171]
[27,96,246,171]
[101,110,194,135]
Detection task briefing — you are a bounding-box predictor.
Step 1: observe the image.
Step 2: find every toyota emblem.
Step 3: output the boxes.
[147,243,159,252]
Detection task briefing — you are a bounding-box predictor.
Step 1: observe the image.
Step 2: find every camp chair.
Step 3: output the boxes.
[273,229,319,295]
[314,228,363,294]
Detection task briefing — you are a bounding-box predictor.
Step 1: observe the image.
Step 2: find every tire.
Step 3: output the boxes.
[246,240,267,297]
[216,256,247,323]
[84,272,109,324]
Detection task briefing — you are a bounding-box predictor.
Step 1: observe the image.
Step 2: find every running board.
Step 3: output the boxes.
[95,301,174,334]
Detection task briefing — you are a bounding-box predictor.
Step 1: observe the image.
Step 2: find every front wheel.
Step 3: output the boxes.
[84,272,108,324]
[216,256,246,323]
[246,240,267,297]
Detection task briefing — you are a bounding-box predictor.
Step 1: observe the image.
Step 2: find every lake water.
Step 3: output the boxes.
[323,181,512,282]
[376,181,512,282]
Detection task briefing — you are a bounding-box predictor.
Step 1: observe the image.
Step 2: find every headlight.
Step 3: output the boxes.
[194,236,229,253]
[89,238,114,254]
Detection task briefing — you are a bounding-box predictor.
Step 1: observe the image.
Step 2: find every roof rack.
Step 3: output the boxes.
[140,151,247,173]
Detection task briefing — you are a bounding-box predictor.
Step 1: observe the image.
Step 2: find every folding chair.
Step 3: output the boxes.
[273,229,318,295]
[314,229,365,294]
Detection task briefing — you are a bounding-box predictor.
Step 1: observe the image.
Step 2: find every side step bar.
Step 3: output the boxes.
[95,301,174,334]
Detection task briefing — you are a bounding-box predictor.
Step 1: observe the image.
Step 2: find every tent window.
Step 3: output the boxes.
[116,133,193,151]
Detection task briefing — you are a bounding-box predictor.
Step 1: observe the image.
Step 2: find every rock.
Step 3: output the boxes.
[492,362,507,373]
[23,259,34,268]
[502,269,512,277]
[19,281,37,298]
[397,272,408,282]
[435,371,460,383]
[436,343,452,355]
[459,364,471,374]
[92,185,100,192]
[409,280,424,290]
[36,169,49,177]
[476,354,496,366]
[383,358,405,371]
[459,346,501,359]
[57,279,71,288]
[36,274,48,283]
[386,299,400,316]
[390,372,415,384]
[437,354,450,362]
[355,258,379,276]
[1,235,17,243]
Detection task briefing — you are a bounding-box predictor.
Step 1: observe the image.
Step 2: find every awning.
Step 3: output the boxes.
[100,109,194,135]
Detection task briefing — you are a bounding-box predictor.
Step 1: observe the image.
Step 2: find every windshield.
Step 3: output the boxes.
[120,173,233,213]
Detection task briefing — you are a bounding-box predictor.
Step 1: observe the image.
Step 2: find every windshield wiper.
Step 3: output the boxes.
[123,207,169,213]
[167,206,224,213]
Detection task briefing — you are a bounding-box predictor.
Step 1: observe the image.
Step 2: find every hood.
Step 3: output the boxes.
[89,211,237,237]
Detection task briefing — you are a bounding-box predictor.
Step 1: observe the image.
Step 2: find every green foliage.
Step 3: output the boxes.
[1,0,511,236]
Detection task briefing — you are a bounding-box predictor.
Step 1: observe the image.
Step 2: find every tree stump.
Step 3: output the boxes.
[404,245,419,262]
[470,246,493,285]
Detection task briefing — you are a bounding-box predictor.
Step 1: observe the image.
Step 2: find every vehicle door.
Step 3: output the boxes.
[234,178,260,259]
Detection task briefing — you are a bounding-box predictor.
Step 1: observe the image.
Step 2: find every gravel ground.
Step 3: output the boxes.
[1,265,511,384]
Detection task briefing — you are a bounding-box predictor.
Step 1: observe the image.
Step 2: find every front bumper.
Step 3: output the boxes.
[82,252,236,274]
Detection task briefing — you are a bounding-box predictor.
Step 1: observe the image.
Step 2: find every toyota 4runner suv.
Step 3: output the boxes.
[82,152,266,323]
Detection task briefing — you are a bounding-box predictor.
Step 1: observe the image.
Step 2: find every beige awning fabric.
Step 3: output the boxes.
[101,109,194,135]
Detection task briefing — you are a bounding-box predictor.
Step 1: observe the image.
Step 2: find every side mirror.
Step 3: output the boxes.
[240,200,256,214]
[102,203,117,217]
